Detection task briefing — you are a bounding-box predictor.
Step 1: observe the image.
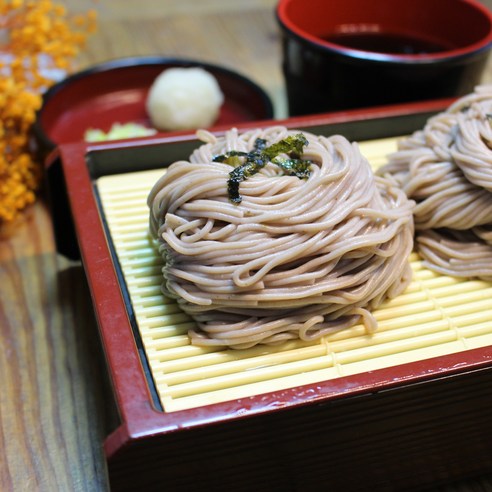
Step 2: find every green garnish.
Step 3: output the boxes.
[213,133,312,203]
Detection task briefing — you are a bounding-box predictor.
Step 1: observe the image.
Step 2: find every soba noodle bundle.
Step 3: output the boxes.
[377,85,492,281]
[417,229,492,282]
[148,126,415,349]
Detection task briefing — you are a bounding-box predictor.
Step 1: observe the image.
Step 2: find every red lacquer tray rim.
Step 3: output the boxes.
[46,98,492,459]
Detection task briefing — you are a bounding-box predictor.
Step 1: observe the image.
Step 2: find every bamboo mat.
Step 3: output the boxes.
[96,136,492,413]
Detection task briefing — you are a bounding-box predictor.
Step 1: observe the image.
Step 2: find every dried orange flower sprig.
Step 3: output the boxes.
[0,0,96,223]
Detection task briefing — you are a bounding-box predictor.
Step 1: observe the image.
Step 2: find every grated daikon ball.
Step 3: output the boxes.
[146,67,224,131]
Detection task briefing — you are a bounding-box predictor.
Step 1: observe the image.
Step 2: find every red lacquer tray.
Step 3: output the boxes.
[46,99,492,492]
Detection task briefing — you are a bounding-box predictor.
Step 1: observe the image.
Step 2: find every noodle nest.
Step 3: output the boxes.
[148,127,415,348]
[377,85,492,281]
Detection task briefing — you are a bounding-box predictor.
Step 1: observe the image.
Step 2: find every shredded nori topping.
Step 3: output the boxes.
[213,133,312,203]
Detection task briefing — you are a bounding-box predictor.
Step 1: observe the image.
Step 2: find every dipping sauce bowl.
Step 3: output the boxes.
[276,0,492,115]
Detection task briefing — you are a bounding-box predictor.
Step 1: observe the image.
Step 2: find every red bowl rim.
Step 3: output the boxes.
[276,0,492,63]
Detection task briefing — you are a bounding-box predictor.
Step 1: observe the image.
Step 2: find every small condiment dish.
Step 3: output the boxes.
[33,56,274,154]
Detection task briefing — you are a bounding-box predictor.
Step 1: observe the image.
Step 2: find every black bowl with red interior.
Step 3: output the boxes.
[33,56,275,155]
[276,0,492,115]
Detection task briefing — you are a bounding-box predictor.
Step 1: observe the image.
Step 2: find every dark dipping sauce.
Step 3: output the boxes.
[324,31,452,55]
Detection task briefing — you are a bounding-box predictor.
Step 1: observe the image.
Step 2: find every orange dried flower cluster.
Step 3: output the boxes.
[0,0,97,223]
